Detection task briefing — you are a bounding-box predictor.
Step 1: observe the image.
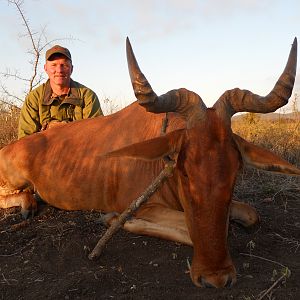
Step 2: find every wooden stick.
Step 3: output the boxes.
[240,253,290,300]
[240,253,285,268]
[88,160,175,260]
[256,273,287,300]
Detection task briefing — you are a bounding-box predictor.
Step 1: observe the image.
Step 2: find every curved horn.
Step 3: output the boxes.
[126,37,207,118]
[126,37,158,106]
[213,38,297,117]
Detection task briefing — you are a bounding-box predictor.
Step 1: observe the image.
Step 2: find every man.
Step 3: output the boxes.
[18,45,103,139]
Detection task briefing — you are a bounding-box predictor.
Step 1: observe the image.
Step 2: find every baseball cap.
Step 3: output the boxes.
[45,45,72,61]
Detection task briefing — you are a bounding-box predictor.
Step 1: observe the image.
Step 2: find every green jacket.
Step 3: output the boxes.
[18,79,103,139]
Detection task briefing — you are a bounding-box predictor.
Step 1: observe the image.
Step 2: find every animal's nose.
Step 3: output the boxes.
[200,275,233,288]
[200,277,214,288]
[225,277,233,288]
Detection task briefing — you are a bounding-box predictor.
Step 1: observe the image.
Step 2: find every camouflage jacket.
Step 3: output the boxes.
[18,79,103,139]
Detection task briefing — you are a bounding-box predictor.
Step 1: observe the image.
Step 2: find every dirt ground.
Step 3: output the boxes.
[0,171,299,300]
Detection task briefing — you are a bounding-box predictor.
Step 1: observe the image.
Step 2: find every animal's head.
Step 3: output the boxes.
[123,38,298,288]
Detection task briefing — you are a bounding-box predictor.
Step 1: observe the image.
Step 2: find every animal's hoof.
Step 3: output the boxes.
[97,212,119,227]
[20,192,38,219]
[34,193,44,203]
[230,219,260,234]
[243,219,261,234]
[21,205,37,219]
[21,208,30,219]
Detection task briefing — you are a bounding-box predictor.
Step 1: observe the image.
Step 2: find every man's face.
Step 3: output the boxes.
[44,54,73,87]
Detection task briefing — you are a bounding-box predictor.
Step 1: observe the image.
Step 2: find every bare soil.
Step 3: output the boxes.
[0,171,299,300]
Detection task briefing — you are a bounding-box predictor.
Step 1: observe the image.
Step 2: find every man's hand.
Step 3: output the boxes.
[47,120,68,130]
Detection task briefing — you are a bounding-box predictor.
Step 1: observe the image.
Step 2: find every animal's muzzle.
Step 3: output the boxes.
[199,274,234,288]
[191,264,237,288]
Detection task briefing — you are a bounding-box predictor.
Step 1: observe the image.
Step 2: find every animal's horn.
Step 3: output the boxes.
[126,37,207,118]
[126,37,158,106]
[213,38,297,117]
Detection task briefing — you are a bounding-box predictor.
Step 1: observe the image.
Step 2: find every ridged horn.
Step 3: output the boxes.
[126,37,207,119]
[126,37,158,106]
[213,38,297,117]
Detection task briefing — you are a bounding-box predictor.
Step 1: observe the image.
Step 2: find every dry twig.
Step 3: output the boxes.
[240,253,286,268]
[2,0,76,105]
[240,253,291,300]
[256,270,289,300]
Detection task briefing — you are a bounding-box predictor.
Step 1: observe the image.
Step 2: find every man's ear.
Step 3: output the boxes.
[233,134,300,175]
[102,129,185,162]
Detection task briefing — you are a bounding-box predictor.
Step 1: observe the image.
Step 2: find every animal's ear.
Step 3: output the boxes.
[103,129,185,161]
[233,134,300,175]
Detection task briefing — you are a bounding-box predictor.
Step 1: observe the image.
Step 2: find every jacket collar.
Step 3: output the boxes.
[43,79,82,106]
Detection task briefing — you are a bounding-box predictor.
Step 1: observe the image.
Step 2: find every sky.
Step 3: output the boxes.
[0,0,299,114]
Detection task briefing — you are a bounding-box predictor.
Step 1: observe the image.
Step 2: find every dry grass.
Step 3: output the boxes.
[232,113,300,207]
[232,114,300,165]
[0,104,19,148]
[231,113,300,299]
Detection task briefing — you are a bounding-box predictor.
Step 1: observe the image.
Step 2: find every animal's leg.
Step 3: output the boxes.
[102,201,259,245]
[230,200,260,228]
[103,207,192,246]
[0,191,37,218]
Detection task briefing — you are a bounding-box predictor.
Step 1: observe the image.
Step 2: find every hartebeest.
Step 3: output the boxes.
[0,38,299,288]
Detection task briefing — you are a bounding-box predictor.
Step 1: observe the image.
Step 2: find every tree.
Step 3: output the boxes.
[0,0,73,108]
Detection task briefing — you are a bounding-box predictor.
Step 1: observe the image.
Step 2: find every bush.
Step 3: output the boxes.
[0,103,19,148]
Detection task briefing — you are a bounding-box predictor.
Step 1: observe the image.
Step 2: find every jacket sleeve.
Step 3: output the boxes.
[82,88,103,119]
[18,92,41,139]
